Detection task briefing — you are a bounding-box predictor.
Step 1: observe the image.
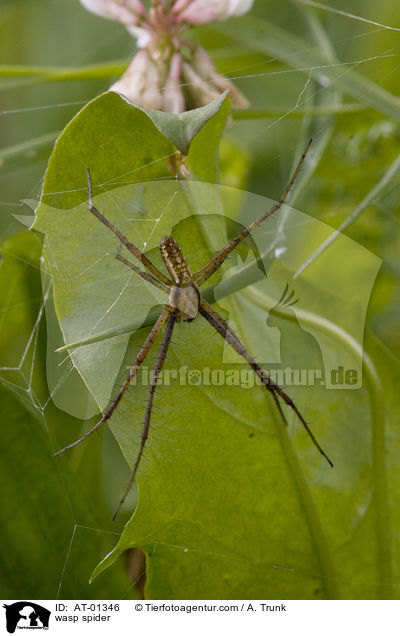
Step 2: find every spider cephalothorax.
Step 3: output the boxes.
[54,140,333,520]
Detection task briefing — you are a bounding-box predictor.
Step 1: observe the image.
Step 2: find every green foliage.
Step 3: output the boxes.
[32,91,395,600]
[0,233,137,599]
[33,92,230,409]
[1,0,400,601]
[0,378,138,599]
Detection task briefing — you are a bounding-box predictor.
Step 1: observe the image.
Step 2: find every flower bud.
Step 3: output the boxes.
[174,0,254,25]
[162,53,186,113]
[79,0,145,25]
[110,49,163,109]
[190,44,249,108]
[181,61,221,108]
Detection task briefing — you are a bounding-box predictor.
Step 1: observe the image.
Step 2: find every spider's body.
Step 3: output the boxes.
[160,235,192,285]
[168,284,200,322]
[161,235,200,321]
[55,141,333,520]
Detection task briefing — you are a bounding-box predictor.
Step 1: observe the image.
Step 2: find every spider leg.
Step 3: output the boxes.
[194,140,312,287]
[86,169,172,287]
[112,309,178,521]
[53,305,172,457]
[116,252,170,294]
[199,297,229,330]
[199,299,288,425]
[199,299,333,468]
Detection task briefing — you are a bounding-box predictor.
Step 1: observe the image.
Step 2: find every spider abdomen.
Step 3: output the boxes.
[168,284,199,321]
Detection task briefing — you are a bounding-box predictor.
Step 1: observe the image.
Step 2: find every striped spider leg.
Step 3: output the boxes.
[54,140,332,520]
[199,298,333,468]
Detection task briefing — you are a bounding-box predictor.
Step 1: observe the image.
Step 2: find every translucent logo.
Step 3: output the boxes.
[25,179,381,418]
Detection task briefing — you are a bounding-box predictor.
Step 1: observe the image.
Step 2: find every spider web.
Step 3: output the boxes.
[1,0,399,599]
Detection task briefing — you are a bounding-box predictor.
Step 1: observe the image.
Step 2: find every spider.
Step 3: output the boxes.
[54,139,333,519]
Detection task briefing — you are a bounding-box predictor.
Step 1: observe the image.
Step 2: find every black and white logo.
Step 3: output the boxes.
[2,602,50,634]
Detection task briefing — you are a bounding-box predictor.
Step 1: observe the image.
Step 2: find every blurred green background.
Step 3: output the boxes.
[1,0,400,599]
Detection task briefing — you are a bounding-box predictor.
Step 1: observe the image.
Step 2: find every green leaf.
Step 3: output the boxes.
[92,304,393,599]
[134,91,230,155]
[31,87,397,600]
[89,197,387,600]
[33,91,176,212]
[36,166,385,599]
[0,61,128,80]
[33,92,230,412]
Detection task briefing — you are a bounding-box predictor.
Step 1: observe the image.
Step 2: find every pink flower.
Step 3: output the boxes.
[80,0,145,25]
[162,53,186,112]
[79,0,252,112]
[111,49,164,110]
[173,0,253,25]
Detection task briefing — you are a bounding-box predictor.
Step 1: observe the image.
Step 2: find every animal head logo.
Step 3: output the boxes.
[266,283,299,328]
[2,602,50,634]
